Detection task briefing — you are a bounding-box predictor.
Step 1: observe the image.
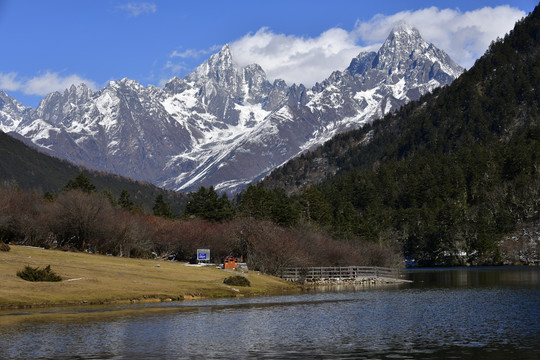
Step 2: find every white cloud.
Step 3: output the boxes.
[0,72,98,96]
[171,49,204,59]
[231,27,368,87]
[170,45,222,59]
[230,6,526,87]
[353,5,526,70]
[0,72,22,91]
[117,2,157,17]
[25,72,98,96]
[164,60,190,74]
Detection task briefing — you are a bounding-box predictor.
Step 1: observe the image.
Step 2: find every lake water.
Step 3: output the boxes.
[1,267,539,359]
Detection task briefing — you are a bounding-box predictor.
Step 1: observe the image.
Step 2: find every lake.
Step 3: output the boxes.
[1,267,539,359]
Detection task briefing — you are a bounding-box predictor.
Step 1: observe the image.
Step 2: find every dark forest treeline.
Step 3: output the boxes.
[258,6,540,265]
[0,177,402,274]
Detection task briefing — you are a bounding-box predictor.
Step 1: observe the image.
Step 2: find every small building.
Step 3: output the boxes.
[223,256,239,270]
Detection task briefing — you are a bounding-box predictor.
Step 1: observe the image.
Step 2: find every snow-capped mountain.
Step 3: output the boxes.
[0,24,463,194]
[0,91,30,133]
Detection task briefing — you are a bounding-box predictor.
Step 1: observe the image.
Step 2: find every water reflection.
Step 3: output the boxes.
[404,266,540,288]
[1,267,539,359]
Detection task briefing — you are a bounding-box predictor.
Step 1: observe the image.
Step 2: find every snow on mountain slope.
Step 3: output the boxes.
[0,91,29,133]
[0,24,463,194]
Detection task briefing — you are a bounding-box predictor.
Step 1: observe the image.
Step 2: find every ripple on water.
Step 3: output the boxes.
[0,267,539,359]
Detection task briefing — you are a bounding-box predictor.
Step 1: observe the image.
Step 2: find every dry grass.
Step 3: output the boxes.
[0,245,298,309]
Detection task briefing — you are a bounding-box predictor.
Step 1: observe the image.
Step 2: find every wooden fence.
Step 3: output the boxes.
[280,266,400,282]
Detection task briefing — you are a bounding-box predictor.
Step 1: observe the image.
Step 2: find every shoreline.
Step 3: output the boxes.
[0,276,412,311]
[0,245,300,312]
[1,245,409,318]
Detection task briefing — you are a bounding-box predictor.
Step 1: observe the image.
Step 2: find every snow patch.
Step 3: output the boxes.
[96,92,120,130]
[390,78,406,99]
[234,102,270,127]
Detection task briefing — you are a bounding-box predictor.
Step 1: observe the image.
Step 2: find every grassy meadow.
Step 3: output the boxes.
[0,245,298,310]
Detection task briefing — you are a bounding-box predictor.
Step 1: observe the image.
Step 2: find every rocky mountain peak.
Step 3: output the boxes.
[375,22,428,70]
[390,22,421,38]
[164,76,189,94]
[240,64,272,104]
[211,44,234,72]
[0,90,28,132]
[243,63,265,77]
[187,44,236,87]
[65,83,93,104]
[0,90,25,110]
[349,21,465,89]
[116,78,143,90]
[347,51,377,76]
[218,43,233,61]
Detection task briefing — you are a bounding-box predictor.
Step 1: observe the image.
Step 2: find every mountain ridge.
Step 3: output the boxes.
[0,24,463,194]
[0,129,189,213]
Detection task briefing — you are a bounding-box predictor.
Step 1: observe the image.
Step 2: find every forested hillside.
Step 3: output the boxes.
[0,131,188,213]
[259,6,540,266]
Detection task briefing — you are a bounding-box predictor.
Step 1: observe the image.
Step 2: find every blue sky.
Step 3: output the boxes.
[0,0,536,107]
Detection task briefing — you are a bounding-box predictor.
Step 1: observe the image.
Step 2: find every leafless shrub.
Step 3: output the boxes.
[47,190,115,251]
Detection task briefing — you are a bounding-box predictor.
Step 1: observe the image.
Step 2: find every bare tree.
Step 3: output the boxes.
[110,212,153,257]
[0,186,49,246]
[48,190,115,251]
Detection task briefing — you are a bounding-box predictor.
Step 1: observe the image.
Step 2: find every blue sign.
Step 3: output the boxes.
[197,249,210,262]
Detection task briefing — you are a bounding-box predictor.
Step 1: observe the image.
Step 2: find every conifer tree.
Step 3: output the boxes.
[153,194,174,218]
[64,173,96,193]
[102,189,116,206]
[183,186,234,222]
[119,190,134,210]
